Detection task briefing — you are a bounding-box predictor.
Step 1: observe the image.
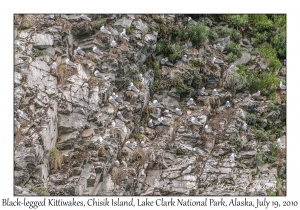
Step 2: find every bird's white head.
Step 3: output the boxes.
[280,81,283,85]
[184,55,187,57]
[123,28,126,33]
[130,82,133,86]
[93,46,97,50]
[112,122,115,126]
[139,74,142,77]
[149,119,152,122]
[125,141,130,144]
[277,138,280,142]
[227,101,229,103]
[205,125,208,128]
[141,141,144,144]
[214,89,216,91]
[191,117,195,120]
[188,17,191,20]
[112,40,116,43]
[112,92,115,95]
[175,108,179,111]
[117,111,121,114]
[190,98,193,101]
[153,100,158,103]
[66,58,69,62]
[77,47,81,50]
[101,26,104,29]
[258,90,260,94]
[115,94,119,97]
[99,136,103,141]
[109,96,113,99]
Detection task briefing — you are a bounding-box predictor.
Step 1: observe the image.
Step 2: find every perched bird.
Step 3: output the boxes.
[140,141,145,148]
[94,70,104,78]
[211,89,218,96]
[114,160,120,167]
[212,57,224,65]
[252,90,260,98]
[65,58,76,67]
[277,138,283,148]
[14,41,22,50]
[100,26,112,35]
[117,111,128,122]
[160,117,169,126]
[127,82,140,92]
[190,117,202,125]
[199,87,206,96]
[80,14,91,21]
[115,95,123,103]
[186,98,196,106]
[14,118,20,129]
[139,126,144,134]
[138,74,144,83]
[111,121,124,129]
[110,40,117,48]
[279,81,286,90]
[188,17,197,25]
[16,110,29,121]
[242,122,247,131]
[76,47,85,56]
[153,118,162,126]
[175,108,183,116]
[51,62,57,70]
[182,55,188,63]
[163,110,172,118]
[48,14,55,19]
[160,58,166,65]
[229,153,235,162]
[93,46,103,55]
[204,125,211,133]
[227,64,238,71]
[225,101,231,108]
[148,119,154,128]
[108,96,119,105]
[99,136,110,145]
[61,14,69,19]
[150,100,164,108]
[182,165,192,174]
[119,28,130,41]
[165,58,174,67]
[213,43,225,52]
[125,141,136,148]
[20,69,30,75]
[193,147,206,155]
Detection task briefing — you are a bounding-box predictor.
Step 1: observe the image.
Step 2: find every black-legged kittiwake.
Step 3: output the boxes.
[186,98,196,106]
[117,111,128,122]
[279,81,286,90]
[81,14,91,21]
[175,108,183,116]
[110,40,117,48]
[100,26,112,35]
[93,46,103,55]
[119,28,130,41]
[108,96,119,105]
[252,90,260,98]
[229,153,235,162]
[76,47,85,56]
[190,117,201,125]
[148,119,154,128]
[65,58,76,67]
[182,55,187,63]
[127,82,139,92]
[188,17,197,25]
[212,89,218,96]
[199,87,206,96]
[225,101,231,108]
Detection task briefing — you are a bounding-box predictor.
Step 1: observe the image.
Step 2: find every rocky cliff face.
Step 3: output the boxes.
[14,14,286,196]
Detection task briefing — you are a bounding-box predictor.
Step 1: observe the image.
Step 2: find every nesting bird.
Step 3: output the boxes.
[127,82,140,92]
[225,101,231,108]
[75,47,85,56]
[182,55,188,63]
[99,136,110,145]
[163,110,172,118]
[138,74,144,83]
[114,95,123,103]
[186,98,196,106]
[164,58,174,67]
[148,119,154,128]
[51,62,57,70]
[100,26,112,35]
[211,89,218,96]
[125,141,136,148]
[48,14,55,19]
[193,147,206,155]
[277,138,283,148]
[93,46,103,55]
[204,125,211,133]
[114,160,120,167]
[117,111,128,122]
[153,118,162,126]
[111,121,124,129]
[139,126,144,134]
[190,117,202,126]
[229,153,235,162]
[16,110,29,121]
[213,43,225,52]
[61,14,69,19]
[160,117,169,126]
[14,118,20,129]
[212,57,224,65]
[80,14,91,21]
[175,108,183,116]
[227,64,238,71]
[199,87,206,96]
[188,17,197,25]
[242,122,247,131]
[182,165,192,174]
[119,28,130,41]
[279,81,286,90]
[150,100,164,108]
[140,141,145,148]
[110,40,117,48]
[108,96,119,105]
[252,90,260,98]
[65,58,76,67]
[94,70,104,78]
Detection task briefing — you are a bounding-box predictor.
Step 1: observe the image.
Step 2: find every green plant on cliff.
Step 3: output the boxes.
[186,22,207,47]
[49,148,63,171]
[171,78,187,94]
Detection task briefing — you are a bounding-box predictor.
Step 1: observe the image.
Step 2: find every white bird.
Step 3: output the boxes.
[160,58,166,65]
[213,43,225,52]
[80,14,91,21]
[100,26,112,35]
[99,136,110,145]
[139,126,144,134]
[193,147,206,155]
[115,95,123,103]
[252,90,260,98]
[148,119,154,128]
[111,121,124,129]
[229,153,235,162]
[14,118,20,128]
[108,96,119,105]
[182,55,187,63]
[61,14,69,19]
[20,69,30,75]
[199,87,206,96]
[225,101,231,108]
[279,81,286,90]
[76,47,85,56]
[114,160,120,167]
[204,125,211,133]
[51,62,57,70]
[140,141,145,148]
[125,141,136,148]
[65,58,76,67]
[227,64,238,71]
[175,108,182,116]
[163,110,172,118]
[117,111,128,122]
[212,89,218,96]
[93,46,103,55]
[153,118,162,126]
[138,74,144,83]
[242,122,247,131]
[127,82,139,92]
[94,70,104,78]
[188,17,197,25]
[160,117,169,126]
[150,100,163,108]
[110,40,117,48]
[186,98,196,106]
[48,14,55,19]
[190,117,202,125]
[17,110,29,121]
[14,41,23,50]
[165,58,174,67]
[182,165,192,174]
[277,138,283,148]
[119,28,130,41]
[212,57,224,64]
